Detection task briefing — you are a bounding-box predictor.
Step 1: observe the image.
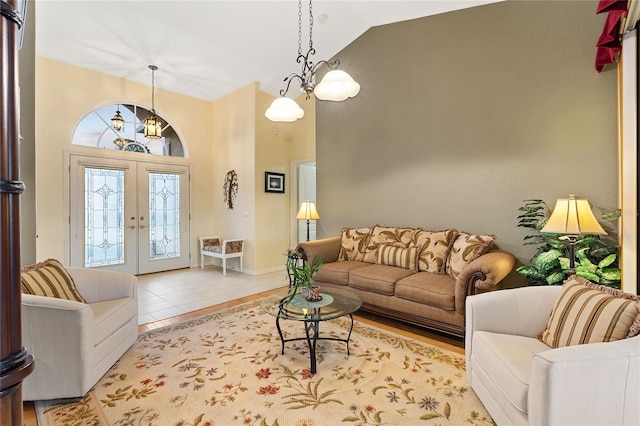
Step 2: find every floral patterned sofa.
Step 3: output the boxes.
[296,225,516,338]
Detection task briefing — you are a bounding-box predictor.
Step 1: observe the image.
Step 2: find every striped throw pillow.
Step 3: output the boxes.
[540,276,640,348]
[378,244,417,271]
[21,258,86,303]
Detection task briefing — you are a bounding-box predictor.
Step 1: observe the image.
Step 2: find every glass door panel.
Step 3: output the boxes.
[70,155,190,275]
[137,163,190,274]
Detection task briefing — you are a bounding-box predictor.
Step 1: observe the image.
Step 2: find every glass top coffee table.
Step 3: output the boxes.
[262,288,362,373]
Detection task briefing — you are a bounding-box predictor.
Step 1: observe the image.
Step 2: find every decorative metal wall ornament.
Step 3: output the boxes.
[223,170,238,209]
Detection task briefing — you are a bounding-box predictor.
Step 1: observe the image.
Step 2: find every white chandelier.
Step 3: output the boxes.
[265,0,360,122]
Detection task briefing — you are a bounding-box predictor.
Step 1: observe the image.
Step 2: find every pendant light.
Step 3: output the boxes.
[111,105,125,131]
[144,65,162,139]
[265,0,360,123]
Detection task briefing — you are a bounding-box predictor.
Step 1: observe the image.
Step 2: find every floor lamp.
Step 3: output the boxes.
[540,194,606,275]
[296,201,320,242]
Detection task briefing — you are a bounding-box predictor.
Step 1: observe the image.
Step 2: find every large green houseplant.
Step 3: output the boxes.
[516,199,621,288]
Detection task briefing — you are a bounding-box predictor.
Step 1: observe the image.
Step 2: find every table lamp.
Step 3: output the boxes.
[540,194,606,275]
[296,201,320,242]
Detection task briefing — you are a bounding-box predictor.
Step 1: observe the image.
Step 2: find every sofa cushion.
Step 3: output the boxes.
[21,258,86,303]
[472,331,551,416]
[395,272,456,311]
[349,264,415,295]
[446,232,495,279]
[540,276,640,348]
[338,227,372,262]
[410,229,458,274]
[315,261,370,286]
[378,244,418,271]
[362,225,417,264]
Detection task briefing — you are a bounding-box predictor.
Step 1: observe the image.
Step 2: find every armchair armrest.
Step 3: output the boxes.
[296,237,342,266]
[67,267,137,304]
[454,250,516,313]
[529,335,640,426]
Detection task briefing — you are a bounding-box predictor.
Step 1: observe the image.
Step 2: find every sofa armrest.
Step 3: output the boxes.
[296,237,342,266]
[529,335,640,426]
[67,267,137,304]
[454,250,516,313]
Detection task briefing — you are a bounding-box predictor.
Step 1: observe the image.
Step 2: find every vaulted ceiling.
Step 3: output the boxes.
[35,1,500,101]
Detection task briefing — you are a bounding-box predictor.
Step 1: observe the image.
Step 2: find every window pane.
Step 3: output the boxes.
[85,168,125,267]
[149,173,181,260]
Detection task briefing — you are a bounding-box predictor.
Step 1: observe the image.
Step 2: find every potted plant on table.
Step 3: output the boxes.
[288,255,324,302]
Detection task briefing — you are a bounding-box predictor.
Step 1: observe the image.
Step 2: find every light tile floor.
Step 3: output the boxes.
[136,266,289,325]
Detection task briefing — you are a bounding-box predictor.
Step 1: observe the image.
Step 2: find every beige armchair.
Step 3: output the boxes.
[466,285,640,426]
[21,267,138,401]
[200,236,245,276]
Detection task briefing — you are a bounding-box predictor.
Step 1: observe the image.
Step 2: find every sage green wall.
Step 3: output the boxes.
[316,0,618,286]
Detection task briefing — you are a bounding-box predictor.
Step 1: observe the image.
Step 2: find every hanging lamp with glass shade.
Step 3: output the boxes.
[265,0,359,122]
[144,65,162,139]
[111,105,125,131]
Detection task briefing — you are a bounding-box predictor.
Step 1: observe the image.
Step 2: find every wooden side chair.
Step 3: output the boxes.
[200,236,245,276]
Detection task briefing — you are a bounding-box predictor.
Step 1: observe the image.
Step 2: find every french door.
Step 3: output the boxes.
[69,155,190,275]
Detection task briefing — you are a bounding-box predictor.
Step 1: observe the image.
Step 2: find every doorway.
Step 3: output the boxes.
[290,160,317,246]
[69,154,190,275]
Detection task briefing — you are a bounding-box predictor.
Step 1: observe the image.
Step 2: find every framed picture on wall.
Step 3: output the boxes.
[265,172,285,193]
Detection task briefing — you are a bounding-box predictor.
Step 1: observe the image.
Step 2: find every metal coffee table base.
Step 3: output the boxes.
[275,307,355,374]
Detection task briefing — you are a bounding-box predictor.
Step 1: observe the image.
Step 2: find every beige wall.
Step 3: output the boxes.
[35,57,213,267]
[316,0,619,288]
[33,58,315,273]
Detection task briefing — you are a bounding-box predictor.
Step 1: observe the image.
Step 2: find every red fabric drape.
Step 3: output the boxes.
[595,0,628,72]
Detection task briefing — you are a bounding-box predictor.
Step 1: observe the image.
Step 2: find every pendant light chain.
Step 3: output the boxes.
[297,0,302,56]
[308,0,314,51]
[150,65,156,113]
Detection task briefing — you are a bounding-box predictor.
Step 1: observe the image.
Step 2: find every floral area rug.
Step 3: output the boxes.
[36,299,493,426]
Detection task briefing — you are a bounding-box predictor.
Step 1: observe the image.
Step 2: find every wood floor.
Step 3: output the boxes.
[22,287,463,425]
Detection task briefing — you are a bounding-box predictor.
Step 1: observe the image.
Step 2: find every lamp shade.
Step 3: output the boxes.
[296,201,320,220]
[265,97,305,122]
[314,70,360,101]
[540,195,606,235]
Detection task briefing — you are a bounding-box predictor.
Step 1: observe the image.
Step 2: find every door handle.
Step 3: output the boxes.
[139,225,147,229]
[128,225,136,229]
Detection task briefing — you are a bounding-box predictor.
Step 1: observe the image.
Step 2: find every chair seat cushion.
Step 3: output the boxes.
[203,245,223,254]
[395,272,456,310]
[471,331,551,415]
[92,297,138,347]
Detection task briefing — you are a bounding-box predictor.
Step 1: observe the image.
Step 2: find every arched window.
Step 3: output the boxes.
[72,104,184,157]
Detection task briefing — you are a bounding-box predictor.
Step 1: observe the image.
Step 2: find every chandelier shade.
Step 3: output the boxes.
[144,65,162,139]
[265,97,305,122]
[266,0,359,122]
[314,70,360,101]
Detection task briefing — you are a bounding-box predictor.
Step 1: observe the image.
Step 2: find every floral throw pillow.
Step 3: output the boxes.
[446,232,495,279]
[362,225,417,264]
[410,229,458,274]
[338,227,372,261]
